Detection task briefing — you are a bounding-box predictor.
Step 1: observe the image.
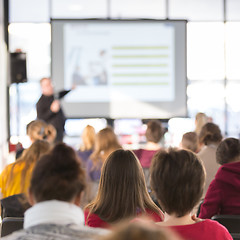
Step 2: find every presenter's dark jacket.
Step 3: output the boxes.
[36,90,70,142]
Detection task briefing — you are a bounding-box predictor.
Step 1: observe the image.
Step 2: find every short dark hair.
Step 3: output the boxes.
[30,143,86,202]
[216,138,240,165]
[150,148,205,217]
[199,122,222,145]
[145,120,163,143]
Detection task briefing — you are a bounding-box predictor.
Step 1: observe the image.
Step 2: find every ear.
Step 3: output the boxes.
[27,189,36,206]
[73,192,84,207]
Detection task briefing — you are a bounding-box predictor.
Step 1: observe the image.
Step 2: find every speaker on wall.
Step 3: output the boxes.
[10,52,27,84]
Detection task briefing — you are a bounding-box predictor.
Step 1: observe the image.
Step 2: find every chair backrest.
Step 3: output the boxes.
[212,215,240,234]
[1,193,31,219]
[1,217,24,237]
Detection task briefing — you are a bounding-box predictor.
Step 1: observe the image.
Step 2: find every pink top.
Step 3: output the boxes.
[134,149,159,168]
[169,219,232,240]
[84,208,164,229]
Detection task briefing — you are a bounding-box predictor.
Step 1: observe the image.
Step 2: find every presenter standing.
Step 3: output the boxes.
[36,78,71,142]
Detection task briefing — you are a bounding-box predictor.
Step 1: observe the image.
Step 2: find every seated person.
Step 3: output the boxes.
[86,127,122,202]
[0,140,50,198]
[85,149,164,228]
[134,120,163,169]
[2,143,107,240]
[150,148,232,240]
[197,122,222,196]
[180,132,199,153]
[199,138,240,219]
[77,125,96,169]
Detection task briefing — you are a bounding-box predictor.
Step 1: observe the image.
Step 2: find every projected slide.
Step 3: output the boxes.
[63,22,175,102]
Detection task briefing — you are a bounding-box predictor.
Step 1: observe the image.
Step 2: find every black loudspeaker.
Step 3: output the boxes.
[10,52,27,84]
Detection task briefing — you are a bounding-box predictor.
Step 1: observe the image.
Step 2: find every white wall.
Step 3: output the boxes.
[0,0,9,171]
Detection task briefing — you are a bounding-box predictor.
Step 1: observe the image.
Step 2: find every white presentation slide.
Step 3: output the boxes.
[63,22,175,103]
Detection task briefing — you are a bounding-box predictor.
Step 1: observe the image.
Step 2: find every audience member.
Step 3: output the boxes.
[197,122,222,196]
[180,132,199,153]
[199,138,240,218]
[134,120,163,189]
[2,143,107,240]
[86,127,121,201]
[99,221,183,240]
[195,112,208,136]
[0,140,51,198]
[134,120,163,168]
[85,149,164,228]
[77,125,96,168]
[150,148,232,240]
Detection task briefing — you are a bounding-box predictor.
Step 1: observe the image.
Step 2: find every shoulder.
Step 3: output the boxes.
[199,219,232,238]
[84,209,110,229]
[144,209,164,222]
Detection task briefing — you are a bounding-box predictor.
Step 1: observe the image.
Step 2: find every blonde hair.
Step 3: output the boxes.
[80,125,96,151]
[27,120,56,144]
[7,140,51,193]
[195,112,208,136]
[90,127,122,167]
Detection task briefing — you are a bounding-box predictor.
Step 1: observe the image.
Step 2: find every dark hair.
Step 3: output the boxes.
[199,122,222,145]
[181,132,198,153]
[150,148,205,217]
[86,149,161,223]
[145,120,163,143]
[216,138,240,165]
[30,143,86,202]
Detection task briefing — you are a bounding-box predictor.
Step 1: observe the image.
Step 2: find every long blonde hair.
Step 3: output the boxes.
[80,125,96,151]
[90,127,122,167]
[7,140,51,193]
[195,112,208,136]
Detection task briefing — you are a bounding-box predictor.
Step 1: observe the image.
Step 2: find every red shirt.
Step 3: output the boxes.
[169,219,232,240]
[199,161,240,219]
[134,149,159,168]
[84,208,164,228]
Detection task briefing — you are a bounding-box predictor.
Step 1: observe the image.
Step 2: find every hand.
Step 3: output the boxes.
[50,100,60,113]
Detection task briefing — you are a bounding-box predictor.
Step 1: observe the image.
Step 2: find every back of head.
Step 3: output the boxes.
[150,148,205,217]
[99,221,182,240]
[44,124,57,144]
[199,122,222,145]
[87,149,158,223]
[145,120,163,143]
[181,132,198,153]
[81,125,96,151]
[97,127,121,151]
[195,112,208,136]
[216,138,240,165]
[30,143,85,203]
[27,120,47,142]
[91,127,121,163]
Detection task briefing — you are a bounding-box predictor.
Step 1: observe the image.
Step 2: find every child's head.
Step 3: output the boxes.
[181,132,199,153]
[216,138,240,165]
[145,120,163,143]
[151,148,205,217]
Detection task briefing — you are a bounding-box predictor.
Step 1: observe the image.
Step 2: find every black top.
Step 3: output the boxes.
[36,90,70,141]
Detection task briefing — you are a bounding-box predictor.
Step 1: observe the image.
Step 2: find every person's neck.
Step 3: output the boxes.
[145,142,161,150]
[158,212,195,226]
